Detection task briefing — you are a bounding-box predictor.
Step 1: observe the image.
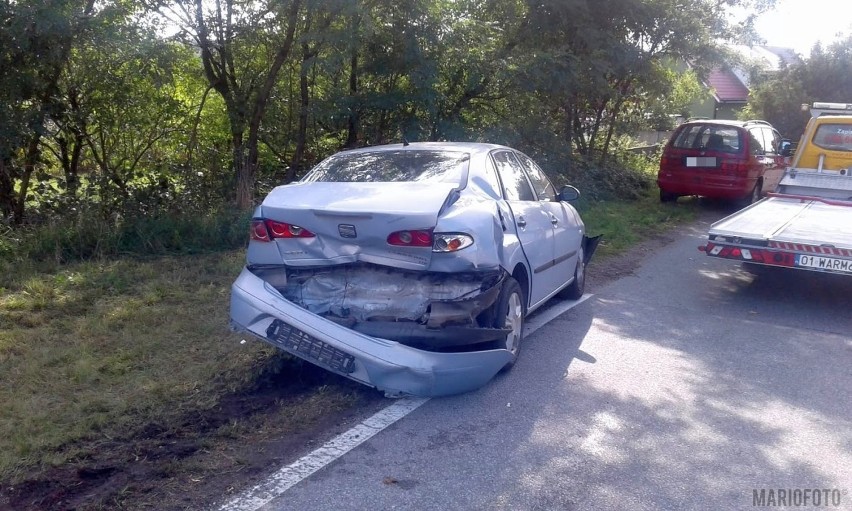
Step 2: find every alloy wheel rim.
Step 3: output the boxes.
[504,293,523,354]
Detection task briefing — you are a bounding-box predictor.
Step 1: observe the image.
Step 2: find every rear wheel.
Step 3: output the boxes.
[558,247,585,300]
[738,181,762,207]
[494,277,524,371]
[660,190,678,203]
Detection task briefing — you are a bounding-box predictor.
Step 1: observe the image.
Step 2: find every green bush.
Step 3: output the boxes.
[0,208,252,264]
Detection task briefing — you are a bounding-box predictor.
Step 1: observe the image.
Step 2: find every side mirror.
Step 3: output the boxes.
[780,140,793,157]
[559,185,580,202]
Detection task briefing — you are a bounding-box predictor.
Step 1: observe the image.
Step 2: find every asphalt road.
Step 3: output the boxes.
[251,214,852,511]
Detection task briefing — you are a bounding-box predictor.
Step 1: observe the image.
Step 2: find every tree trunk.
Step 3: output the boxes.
[238,0,302,209]
[344,10,360,149]
[0,157,16,219]
[288,40,312,183]
[233,132,253,211]
[14,135,41,224]
[345,50,359,148]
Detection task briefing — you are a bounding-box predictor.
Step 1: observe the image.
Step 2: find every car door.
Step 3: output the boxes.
[749,126,785,193]
[491,150,558,306]
[515,152,582,287]
[761,127,787,192]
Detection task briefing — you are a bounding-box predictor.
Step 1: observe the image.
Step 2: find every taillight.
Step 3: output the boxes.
[387,229,433,247]
[433,233,474,252]
[250,219,315,242]
[706,244,794,267]
[250,220,271,242]
[720,160,749,174]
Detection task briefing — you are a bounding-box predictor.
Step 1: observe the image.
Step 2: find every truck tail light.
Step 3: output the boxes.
[705,244,794,267]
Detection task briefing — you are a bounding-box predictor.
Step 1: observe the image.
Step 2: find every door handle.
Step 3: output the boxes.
[517,216,526,228]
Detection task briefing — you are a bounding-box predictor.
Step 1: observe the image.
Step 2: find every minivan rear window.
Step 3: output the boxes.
[671,125,742,154]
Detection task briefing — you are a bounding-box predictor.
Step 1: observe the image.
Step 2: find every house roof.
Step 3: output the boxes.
[707,68,749,103]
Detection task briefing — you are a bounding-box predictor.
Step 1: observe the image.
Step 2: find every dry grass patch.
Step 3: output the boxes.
[0,251,281,482]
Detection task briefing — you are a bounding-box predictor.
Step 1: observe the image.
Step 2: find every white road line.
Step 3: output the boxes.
[220,293,593,511]
[218,397,429,511]
[525,293,593,337]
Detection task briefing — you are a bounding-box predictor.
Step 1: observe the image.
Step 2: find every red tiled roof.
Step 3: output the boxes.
[707,68,749,103]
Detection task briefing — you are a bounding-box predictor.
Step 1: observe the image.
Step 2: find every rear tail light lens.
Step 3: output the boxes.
[433,233,474,252]
[251,220,271,242]
[387,229,433,247]
[250,219,315,242]
[720,160,749,174]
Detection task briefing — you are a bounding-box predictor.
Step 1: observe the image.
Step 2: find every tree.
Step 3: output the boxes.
[153,0,303,209]
[745,35,852,139]
[0,0,98,223]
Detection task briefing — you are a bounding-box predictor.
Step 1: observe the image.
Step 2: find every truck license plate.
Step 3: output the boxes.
[685,157,717,167]
[795,254,852,274]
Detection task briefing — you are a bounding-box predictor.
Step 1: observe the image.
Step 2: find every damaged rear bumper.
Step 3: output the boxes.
[230,268,513,397]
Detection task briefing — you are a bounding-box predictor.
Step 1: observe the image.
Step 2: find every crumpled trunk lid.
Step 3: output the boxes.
[255,181,458,270]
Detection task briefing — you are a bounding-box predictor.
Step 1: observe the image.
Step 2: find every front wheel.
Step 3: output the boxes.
[494,277,524,371]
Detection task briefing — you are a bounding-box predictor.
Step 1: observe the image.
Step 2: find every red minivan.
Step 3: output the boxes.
[657,119,787,205]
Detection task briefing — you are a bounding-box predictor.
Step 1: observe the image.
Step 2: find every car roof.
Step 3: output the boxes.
[331,141,512,157]
[679,119,773,129]
[811,115,852,123]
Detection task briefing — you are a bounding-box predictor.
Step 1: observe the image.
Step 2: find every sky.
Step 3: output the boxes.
[752,0,852,55]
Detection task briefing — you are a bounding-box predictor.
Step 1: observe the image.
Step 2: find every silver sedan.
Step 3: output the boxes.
[230,142,598,396]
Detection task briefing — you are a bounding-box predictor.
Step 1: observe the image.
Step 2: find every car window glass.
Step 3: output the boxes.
[672,125,741,153]
[748,129,765,155]
[765,128,781,154]
[303,150,469,183]
[812,123,852,151]
[476,156,503,199]
[491,151,536,201]
[516,153,556,201]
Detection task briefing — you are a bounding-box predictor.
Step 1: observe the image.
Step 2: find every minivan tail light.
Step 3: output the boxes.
[719,160,749,175]
[387,229,433,247]
[250,219,315,242]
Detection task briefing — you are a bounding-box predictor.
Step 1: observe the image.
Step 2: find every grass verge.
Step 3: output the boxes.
[578,189,699,258]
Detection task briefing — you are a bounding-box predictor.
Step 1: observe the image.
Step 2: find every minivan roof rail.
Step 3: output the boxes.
[743,120,771,126]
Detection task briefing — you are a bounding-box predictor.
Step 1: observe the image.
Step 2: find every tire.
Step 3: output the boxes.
[660,190,678,203]
[738,181,761,207]
[493,277,524,371]
[558,246,585,300]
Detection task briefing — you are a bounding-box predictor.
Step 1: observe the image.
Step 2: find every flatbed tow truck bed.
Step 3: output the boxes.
[703,193,852,275]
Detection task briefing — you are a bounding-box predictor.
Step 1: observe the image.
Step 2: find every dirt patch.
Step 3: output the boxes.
[0,214,709,511]
[0,359,387,511]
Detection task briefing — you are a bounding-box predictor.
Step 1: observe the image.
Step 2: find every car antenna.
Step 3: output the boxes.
[402,136,409,147]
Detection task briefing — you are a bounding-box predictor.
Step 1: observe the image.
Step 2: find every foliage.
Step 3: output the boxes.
[1,208,251,263]
[743,35,852,139]
[1,0,777,239]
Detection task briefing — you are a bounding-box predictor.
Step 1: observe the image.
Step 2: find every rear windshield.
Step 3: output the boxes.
[812,124,852,152]
[671,125,742,154]
[303,150,470,184]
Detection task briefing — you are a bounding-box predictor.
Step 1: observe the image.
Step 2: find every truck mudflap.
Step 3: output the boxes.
[230,267,513,397]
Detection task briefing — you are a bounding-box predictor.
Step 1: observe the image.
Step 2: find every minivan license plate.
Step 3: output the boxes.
[685,157,717,167]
